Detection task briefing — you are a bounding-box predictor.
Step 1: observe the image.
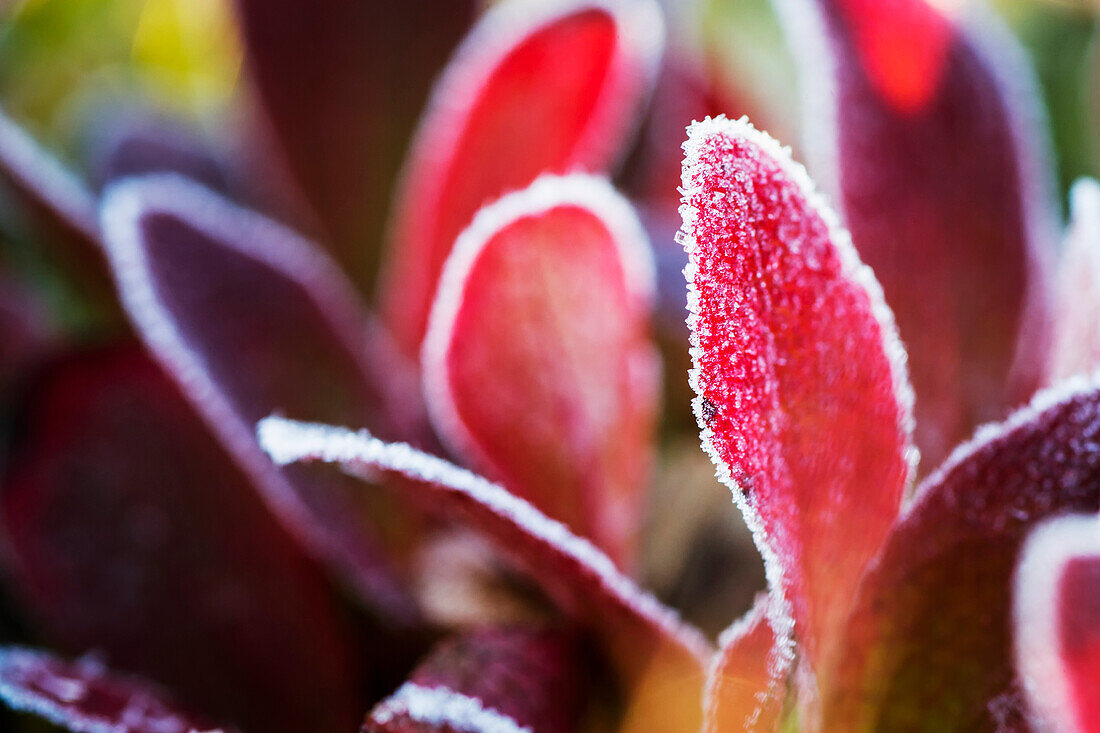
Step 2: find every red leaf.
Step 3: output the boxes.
[0,647,235,733]
[258,416,712,732]
[1015,514,1100,733]
[380,0,664,358]
[775,0,1059,467]
[422,174,658,568]
[1050,179,1100,383]
[823,377,1100,730]
[703,594,791,733]
[364,627,584,733]
[99,174,422,624]
[679,116,914,673]
[234,0,476,283]
[0,347,361,733]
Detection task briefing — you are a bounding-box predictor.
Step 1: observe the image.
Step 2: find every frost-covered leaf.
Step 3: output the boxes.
[258,416,711,733]
[823,376,1100,731]
[1015,514,1100,733]
[774,0,1059,467]
[1050,179,1100,383]
[0,347,361,733]
[703,594,790,733]
[99,174,421,625]
[422,174,658,568]
[364,628,583,733]
[380,0,665,357]
[0,647,234,733]
[679,115,914,673]
[235,0,475,283]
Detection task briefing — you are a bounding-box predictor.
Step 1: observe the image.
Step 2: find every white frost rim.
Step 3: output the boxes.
[257,415,714,666]
[371,683,531,733]
[1014,513,1100,733]
[0,108,98,243]
[420,172,655,473]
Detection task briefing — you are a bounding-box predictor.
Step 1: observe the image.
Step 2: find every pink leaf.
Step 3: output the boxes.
[258,416,712,732]
[823,376,1100,730]
[0,347,362,733]
[1015,514,1100,733]
[234,0,476,282]
[380,0,664,358]
[679,116,914,673]
[99,174,422,624]
[774,0,1059,467]
[703,594,791,733]
[0,647,234,733]
[1050,179,1100,383]
[364,628,584,733]
[422,174,658,568]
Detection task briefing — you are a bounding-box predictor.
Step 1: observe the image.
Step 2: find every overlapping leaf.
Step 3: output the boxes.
[680,115,914,673]
[774,0,1060,467]
[703,594,790,733]
[380,0,665,357]
[0,347,361,732]
[0,647,235,733]
[1015,514,1100,733]
[422,174,658,568]
[824,376,1100,730]
[364,628,584,733]
[1050,179,1100,382]
[258,416,712,733]
[234,0,475,283]
[99,174,422,624]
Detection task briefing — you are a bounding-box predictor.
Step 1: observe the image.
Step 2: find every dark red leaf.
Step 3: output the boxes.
[1015,514,1100,733]
[0,346,362,733]
[258,416,712,733]
[775,0,1060,467]
[680,116,914,673]
[99,174,422,623]
[380,0,664,358]
[823,376,1100,730]
[0,647,235,733]
[422,174,658,568]
[364,627,584,733]
[1049,179,1100,383]
[703,594,790,733]
[234,0,476,285]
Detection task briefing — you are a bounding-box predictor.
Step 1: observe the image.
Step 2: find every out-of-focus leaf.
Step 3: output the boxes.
[0,647,236,733]
[703,594,789,733]
[1015,513,1100,733]
[364,627,584,733]
[422,174,658,569]
[1050,179,1100,382]
[823,375,1100,731]
[99,174,423,625]
[83,108,233,195]
[680,116,914,675]
[0,346,362,733]
[380,0,665,358]
[258,416,712,733]
[234,0,476,288]
[774,0,1061,468]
